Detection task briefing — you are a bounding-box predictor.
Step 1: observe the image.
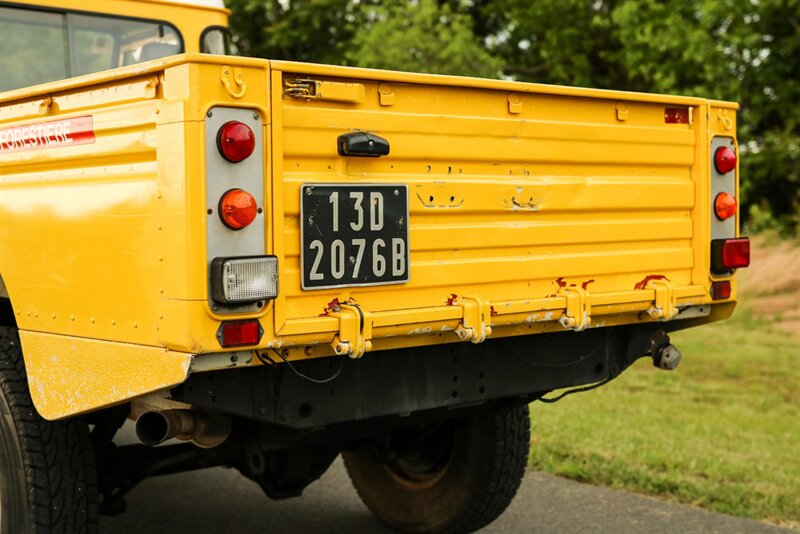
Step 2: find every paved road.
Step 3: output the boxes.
[101,456,792,534]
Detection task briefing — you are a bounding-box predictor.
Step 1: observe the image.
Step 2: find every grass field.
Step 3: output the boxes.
[529,235,800,528]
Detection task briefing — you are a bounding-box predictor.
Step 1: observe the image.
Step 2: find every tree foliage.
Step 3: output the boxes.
[227,0,799,232]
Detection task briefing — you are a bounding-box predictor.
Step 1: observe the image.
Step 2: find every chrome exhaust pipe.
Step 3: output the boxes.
[135,409,232,448]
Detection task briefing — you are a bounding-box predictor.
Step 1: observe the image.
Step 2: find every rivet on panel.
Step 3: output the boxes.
[91,317,95,324]
[133,322,138,329]
[70,315,75,321]
[111,319,116,326]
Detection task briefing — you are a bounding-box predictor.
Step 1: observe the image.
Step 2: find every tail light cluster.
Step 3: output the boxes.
[709,137,749,298]
[205,108,277,325]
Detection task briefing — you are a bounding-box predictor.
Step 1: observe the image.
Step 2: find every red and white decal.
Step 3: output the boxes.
[0,116,95,154]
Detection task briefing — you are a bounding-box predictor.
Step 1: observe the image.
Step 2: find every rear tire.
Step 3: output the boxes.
[343,404,530,533]
[0,326,98,533]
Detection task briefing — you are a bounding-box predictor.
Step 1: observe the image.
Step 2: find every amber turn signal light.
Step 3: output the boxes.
[219,188,258,230]
[217,121,255,163]
[714,192,737,220]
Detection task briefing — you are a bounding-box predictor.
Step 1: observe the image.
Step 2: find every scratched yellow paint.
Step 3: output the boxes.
[0,1,742,419]
[19,331,192,420]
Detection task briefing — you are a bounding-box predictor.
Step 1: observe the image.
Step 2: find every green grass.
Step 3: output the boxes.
[529,306,800,527]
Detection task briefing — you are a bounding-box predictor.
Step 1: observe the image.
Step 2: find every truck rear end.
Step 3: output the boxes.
[0,28,748,534]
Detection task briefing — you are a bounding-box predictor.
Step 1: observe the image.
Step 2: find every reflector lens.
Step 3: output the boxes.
[211,256,279,304]
[218,320,262,347]
[217,121,255,163]
[714,192,738,220]
[714,146,737,174]
[711,281,732,300]
[219,189,258,230]
[665,108,689,124]
[711,238,750,271]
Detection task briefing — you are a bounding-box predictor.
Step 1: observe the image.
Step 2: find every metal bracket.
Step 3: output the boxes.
[559,286,592,331]
[452,295,492,343]
[646,279,678,321]
[329,303,372,359]
[220,66,246,99]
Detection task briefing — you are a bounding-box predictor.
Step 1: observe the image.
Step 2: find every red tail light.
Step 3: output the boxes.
[711,238,750,271]
[217,121,255,163]
[219,189,258,230]
[714,192,738,220]
[664,108,689,124]
[711,281,732,300]
[714,146,737,174]
[217,319,262,347]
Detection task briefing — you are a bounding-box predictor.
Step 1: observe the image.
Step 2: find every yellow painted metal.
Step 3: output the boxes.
[19,331,192,420]
[0,44,741,418]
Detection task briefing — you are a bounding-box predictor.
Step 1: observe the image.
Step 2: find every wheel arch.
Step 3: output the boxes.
[0,272,16,327]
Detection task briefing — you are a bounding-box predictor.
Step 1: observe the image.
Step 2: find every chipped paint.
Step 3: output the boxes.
[634,274,669,290]
[408,326,433,335]
[19,330,193,421]
[581,279,595,290]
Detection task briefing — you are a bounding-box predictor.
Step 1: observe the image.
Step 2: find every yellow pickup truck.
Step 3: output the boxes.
[0,0,750,532]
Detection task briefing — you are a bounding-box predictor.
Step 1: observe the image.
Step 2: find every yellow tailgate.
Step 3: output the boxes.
[266,62,732,352]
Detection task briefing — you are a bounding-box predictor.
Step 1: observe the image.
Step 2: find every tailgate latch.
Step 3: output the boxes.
[646,279,678,321]
[329,301,372,359]
[559,286,592,331]
[451,295,492,343]
[284,79,366,104]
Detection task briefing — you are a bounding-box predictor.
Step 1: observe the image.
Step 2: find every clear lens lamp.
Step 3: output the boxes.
[211,256,278,304]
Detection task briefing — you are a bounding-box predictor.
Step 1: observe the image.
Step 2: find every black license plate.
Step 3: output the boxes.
[301,184,409,289]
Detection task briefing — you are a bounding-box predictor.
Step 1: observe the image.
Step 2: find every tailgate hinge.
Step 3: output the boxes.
[646,279,678,321]
[559,286,592,331]
[329,302,372,359]
[451,295,493,343]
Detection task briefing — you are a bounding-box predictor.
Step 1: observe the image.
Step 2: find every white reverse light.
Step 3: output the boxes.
[211,256,278,304]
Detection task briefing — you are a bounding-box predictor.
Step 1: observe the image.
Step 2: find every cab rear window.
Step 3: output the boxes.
[0,6,183,92]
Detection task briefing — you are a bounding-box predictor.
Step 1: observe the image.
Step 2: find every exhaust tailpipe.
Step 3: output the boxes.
[135,409,232,448]
[652,344,682,371]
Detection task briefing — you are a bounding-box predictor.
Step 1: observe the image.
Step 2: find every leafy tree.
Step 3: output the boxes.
[227,0,799,232]
[226,0,367,65]
[345,0,502,78]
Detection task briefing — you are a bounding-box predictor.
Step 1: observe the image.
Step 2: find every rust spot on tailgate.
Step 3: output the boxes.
[319,297,342,316]
[634,275,670,290]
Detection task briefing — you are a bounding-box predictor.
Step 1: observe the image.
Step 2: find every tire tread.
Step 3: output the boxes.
[0,326,98,534]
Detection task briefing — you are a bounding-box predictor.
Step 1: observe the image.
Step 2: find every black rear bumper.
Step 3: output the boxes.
[175,324,668,431]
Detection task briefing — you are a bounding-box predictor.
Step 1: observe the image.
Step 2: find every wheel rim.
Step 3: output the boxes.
[377,422,456,491]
